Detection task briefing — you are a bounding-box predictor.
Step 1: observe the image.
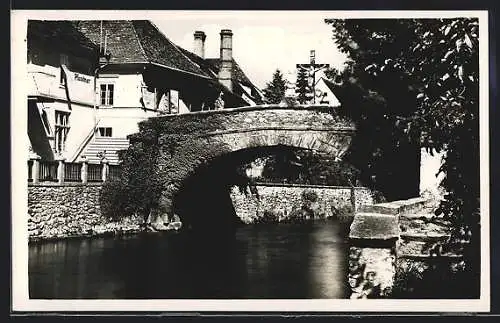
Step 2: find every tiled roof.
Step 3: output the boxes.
[320,77,352,106]
[206,58,264,104]
[176,46,263,104]
[205,58,255,89]
[71,20,209,78]
[72,20,147,64]
[28,20,98,54]
[131,21,209,77]
[176,46,218,78]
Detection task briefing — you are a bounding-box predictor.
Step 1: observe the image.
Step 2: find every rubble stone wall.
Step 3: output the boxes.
[229,183,375,224]
[28,183,143,241]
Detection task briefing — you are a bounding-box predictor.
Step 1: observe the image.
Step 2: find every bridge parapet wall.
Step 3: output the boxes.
[155,105,355,131]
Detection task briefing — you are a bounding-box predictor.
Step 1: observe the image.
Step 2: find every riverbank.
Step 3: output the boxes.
[28,183,188,242]
[27,223,186,244]
[28,182,375,242]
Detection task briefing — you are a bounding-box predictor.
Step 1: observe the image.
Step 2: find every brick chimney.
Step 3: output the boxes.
[193,30,206,58]
[218,29,233,92]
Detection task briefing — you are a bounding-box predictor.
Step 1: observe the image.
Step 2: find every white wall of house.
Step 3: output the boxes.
[61,103,97,160]
[96,73,163,137]
[97,73,143,108]
[314,79,341,107]
[28,62,95,106]
[28,50,204,162]
[28,58,98,160]
[97,107,159,137]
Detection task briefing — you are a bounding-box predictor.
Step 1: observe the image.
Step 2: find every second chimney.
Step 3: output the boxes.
[218,29,233,92]
[193,30,206,58]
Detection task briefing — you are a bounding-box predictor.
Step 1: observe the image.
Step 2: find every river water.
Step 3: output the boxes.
[29,220,349,299]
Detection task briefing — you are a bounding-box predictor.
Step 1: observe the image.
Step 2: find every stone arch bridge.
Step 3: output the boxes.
[130,104,357,222]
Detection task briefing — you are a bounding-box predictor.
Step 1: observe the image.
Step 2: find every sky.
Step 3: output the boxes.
[151,11,349,89]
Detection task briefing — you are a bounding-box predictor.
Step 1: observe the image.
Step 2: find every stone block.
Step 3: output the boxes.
[359,197,430,216]
[349,212,399,241]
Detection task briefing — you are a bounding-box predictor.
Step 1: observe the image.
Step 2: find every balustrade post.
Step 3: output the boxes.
[31,155,41,184]
[56,157,65,184]
[80,156,88,184]
[101,157,109,182]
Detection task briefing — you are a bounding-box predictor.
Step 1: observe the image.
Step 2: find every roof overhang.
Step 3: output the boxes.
[150,62,212,80]
[98,62,148,74]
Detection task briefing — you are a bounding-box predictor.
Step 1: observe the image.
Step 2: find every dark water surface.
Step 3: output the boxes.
[29,220,349,299]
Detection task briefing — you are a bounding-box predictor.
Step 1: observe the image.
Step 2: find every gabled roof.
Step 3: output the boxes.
[176,46,263,104]
[176,46,218,78]
[70,20,210,78]
[205,58,263,103]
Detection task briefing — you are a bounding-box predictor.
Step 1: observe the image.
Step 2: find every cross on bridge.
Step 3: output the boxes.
[296,50,330,104]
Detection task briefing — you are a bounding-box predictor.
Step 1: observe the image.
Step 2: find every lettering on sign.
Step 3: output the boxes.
[74,73,91,83]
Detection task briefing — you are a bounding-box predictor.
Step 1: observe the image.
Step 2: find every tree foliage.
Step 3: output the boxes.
[258,149,361,187]
[263,69,287,104]
[295,66,311,104]
[325,18,480,294]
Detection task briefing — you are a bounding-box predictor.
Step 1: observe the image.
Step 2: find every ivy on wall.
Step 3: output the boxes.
[100,114,232,223]
[100,109,363,224]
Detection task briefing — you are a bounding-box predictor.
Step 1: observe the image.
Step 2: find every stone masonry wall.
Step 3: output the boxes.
[347,197,458,299]
[157,105,355,131]
[28,183,143,241]
[229,183,375,224]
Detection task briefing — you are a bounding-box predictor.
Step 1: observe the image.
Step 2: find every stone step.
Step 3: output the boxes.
[399,232,451,242]
[359,197,430,216]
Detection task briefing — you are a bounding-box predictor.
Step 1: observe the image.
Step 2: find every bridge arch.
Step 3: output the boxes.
[135,105,356,222]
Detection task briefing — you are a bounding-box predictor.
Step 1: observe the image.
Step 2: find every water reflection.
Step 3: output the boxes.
[29,221,348,299]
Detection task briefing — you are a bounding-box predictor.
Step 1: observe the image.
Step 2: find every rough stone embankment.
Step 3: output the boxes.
[229,183,375,224]
[28,183,144,241]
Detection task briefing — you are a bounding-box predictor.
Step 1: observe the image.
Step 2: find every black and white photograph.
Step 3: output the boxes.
[11,10,490,312]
